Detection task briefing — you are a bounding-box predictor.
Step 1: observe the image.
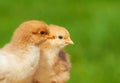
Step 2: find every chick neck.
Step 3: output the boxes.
[40,41,65,67]
[41,41,64,54]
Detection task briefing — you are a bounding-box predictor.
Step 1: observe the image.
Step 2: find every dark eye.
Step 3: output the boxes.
[58,36,63,39]
[40,31,45,35]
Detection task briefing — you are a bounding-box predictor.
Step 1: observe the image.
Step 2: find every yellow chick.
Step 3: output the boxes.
[0,20,53,83]
[33,24,73,83]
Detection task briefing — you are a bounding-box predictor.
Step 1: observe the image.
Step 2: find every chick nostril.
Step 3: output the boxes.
[53,36,56,39]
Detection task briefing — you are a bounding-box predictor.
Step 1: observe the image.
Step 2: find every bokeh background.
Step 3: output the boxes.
[0,0,120,83]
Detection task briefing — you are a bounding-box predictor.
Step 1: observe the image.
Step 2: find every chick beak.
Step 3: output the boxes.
[46,35,55,39]
[65,38,74,45]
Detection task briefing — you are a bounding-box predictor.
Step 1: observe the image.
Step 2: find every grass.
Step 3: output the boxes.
[0,0,120,83]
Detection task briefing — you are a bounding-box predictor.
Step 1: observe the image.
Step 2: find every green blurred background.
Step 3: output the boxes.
[0,0,120,83]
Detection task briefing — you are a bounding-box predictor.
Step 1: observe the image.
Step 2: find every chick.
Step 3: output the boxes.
[33,24,73,83]
[0,20,53,83]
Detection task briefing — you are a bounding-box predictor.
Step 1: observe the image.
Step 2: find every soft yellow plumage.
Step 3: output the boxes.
[33,24,73,83]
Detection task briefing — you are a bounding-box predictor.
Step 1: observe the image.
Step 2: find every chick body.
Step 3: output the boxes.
[0,20,50,83]
[33,25,73,83]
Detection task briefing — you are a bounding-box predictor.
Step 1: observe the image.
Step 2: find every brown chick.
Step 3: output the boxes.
[33,24,74,83]
[0,20,53,83]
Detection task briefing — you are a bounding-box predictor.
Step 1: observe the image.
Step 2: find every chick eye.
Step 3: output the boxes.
[40,31,45,35]
[58,36,63,39]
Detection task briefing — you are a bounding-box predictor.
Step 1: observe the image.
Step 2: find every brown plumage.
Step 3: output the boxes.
[33,24,73,83]
[52,50,71,83]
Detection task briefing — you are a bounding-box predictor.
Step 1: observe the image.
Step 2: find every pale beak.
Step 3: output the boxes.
[47,35,55,39]
[65,39,74,45]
